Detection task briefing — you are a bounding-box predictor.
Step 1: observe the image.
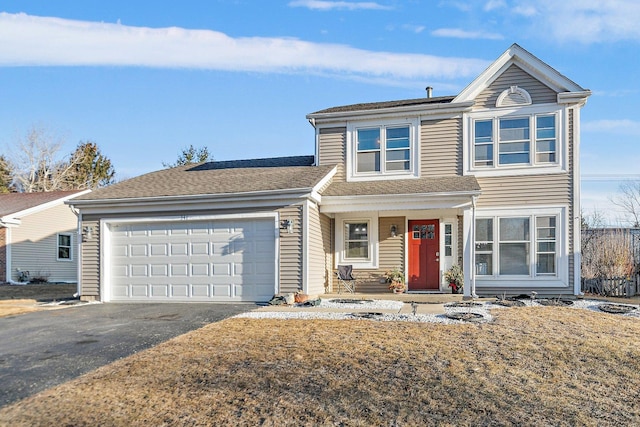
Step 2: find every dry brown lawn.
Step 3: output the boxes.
[1,306,640,426]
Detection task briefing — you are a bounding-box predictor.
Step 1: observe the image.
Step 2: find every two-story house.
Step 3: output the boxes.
[69,44,590,302]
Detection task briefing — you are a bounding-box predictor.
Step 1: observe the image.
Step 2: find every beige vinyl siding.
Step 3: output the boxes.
[421,118,463,176]
[318,127,346,181]
[80,219,100,299]
[475,64,557,109]
[306,202,327,295]
[10,203,78,283]
[475,174,571,207]
[278,205,303,294]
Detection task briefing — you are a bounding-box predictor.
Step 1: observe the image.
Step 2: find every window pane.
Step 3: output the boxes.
[536,115,555,138]
[59,234,71,246]
[386,161,410,171]
[475,144,493,161]
[537,254,555,274]
[346,242,368,258]
[500,141,530,153]
[500,118,530,141]
[386,149,410,161]
[357,152,380,172]
[476,219,493,242]
[538,242,556,252]
[500,218,529,241]
[357,128,380,151]
[499,152,530,164]
[475,120,492,142]
[386,127,410,148]
[476,254,492,275]
[346,223,367,240]
[536,153,555,163]
[536,140,555,152]
[499,243,530,275]
[58,247,70,259]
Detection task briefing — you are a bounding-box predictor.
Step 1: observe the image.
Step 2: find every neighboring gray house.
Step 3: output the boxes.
[69,44,590,302]
[0,190,89,283]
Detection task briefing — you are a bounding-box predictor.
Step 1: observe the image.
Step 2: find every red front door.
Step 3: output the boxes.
[408,219,440,291]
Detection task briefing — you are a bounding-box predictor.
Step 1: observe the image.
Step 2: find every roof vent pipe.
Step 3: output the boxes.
[426,86,433,98]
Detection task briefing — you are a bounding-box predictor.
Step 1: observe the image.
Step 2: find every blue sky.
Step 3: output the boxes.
[0,0,639,225]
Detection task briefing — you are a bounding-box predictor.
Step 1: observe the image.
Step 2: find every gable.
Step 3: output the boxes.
[454,44,588,105]
[474,64,558,109]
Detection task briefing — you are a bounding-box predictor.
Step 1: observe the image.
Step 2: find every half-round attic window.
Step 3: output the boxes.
[496,86,532,107]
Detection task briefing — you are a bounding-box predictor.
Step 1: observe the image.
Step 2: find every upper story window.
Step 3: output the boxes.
[465,105,564,177]
[348,119,418,181]
[473,114,556,168]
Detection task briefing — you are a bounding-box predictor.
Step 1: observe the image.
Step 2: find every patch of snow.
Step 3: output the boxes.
[236,298,640,324]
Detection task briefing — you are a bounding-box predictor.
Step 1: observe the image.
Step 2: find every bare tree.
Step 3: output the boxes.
[610,181,640,228]
[10,125,75,192]
[8,125,116,192]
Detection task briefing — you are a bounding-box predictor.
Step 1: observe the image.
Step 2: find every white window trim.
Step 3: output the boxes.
[346,118,419,182]
[57,233,73,262]
[473,207,568,287]
[463,104,566,177]
[335,213,378,269]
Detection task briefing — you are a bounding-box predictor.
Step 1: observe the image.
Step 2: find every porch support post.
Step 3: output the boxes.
[462,195,479,299]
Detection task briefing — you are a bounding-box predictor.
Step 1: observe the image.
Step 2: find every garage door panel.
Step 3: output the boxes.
[110,218,276,302]
[130,265,148,277]
[151,284,169,297]
[130,245,148,257]
[171,264,188,276]
[150,244,168,256]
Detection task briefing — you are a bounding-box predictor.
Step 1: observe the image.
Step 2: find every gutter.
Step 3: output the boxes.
[67,187,318,208]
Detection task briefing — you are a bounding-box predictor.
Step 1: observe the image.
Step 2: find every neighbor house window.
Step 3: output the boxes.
[57,233,72,261]
[356,125,411,174]
[473,113,557,168]
[344,222,369,260]
[475,214,559,277]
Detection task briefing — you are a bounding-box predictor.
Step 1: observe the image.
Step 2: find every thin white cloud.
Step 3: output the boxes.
[288,0,392,11]
[402,24,426,34]
[0,13,488,83]
[513,0,640,43]
[582,119,640,135]
[431,28,504,40]
[484,0,506,11]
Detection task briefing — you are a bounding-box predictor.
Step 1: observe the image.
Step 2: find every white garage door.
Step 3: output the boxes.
[109,218,276,302]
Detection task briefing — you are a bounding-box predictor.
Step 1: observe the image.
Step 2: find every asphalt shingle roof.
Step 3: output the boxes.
[321,175,480,197]
[74,156,335,201]
[309,96,455,115]
[0,190,85,217]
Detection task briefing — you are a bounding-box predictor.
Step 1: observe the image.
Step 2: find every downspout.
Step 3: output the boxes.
[69,205,81,298]
[471,195,478,299]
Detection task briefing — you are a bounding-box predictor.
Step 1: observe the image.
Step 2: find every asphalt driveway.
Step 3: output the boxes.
[0,302,257,407]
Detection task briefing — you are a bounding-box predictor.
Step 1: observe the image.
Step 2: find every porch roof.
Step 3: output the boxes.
[321,175,480,197]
